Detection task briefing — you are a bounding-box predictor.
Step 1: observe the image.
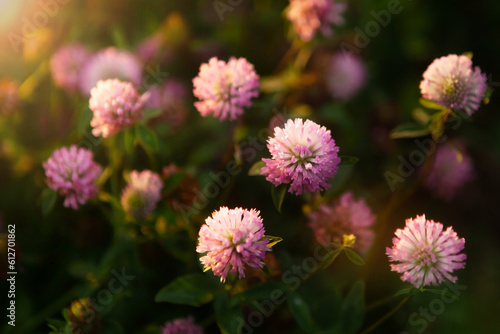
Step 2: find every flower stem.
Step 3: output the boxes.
[366,293,401,310]
[108,136,122,198]
[274,38,303,74]
[359,295,412,334]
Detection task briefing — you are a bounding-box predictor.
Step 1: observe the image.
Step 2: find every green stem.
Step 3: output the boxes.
[143,145,158,171]
[431,108,451,141]
[366,293,401,310]
[359,295,412,334]
[18,60,49,100]
[215,120,242,207]
[293,45,312,71]
[108,136,122,198]
[273,38,303,74]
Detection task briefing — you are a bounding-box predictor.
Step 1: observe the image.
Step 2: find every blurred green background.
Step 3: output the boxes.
[1,0,500,333]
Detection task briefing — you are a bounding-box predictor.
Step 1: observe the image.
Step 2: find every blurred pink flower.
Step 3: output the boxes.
[420,54,487,115]
[286,0,346,42]
[89,79,147,138]
[193,57,259,121]
[386,215,466,288]
[43,145,102,209]
[326,52,366,101]
[135,33,162,64]
[161,317,203,334]
[308,192,375,252]
[79,47,143,95]
[145,78,188,127]
[261,118,341,195]
[50,44,92,94]
[424,142,474,201]
[268,112,288,131]
[196,207,270,282]
[121,170,163,220]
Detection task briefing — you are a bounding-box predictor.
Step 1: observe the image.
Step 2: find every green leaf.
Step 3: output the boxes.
[344,248,365,265]
[47,318,66,334]
[248,161,265,176]
[214,293,244,334]
[419,98,444,110]
[339,156,359,166]
[64,324,73,334]
[271,184,288,213]
[265,235,283,248]
[123,127,135,154]
[334,280,365,334]
[41,187,57,215]
[429,108,449,123]
[412,108,431,125]
[77,105,93,132]
[236,281,286,302]
[462,51,473,60]
[320,247,343,270]
[390,122,431,139]
[287,290,315,332]
[155,274,220,306]
[136,123,159,151]
[61,308,70,322]
[142,108,162,121]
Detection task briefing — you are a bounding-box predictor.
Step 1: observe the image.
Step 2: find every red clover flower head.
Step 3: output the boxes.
[420,54,487,115]
[161,317,203,334]
[424,142,474,201]
[43,145,102,210]
[193,57,259,121]
[89,79,147,138]
[50,44,91,94]
[326,52,366,101]
[308,192,375,252]
[261,118,341,195]
[121,170,163,220]
[80,47,143,96]
[196,207,270,282]
[386,215,466,288]
[286,0,347,42]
